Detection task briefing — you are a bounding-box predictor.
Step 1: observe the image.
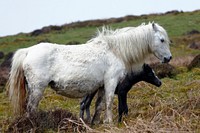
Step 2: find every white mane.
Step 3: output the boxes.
[90,23,169,70]
[90,23,147,69]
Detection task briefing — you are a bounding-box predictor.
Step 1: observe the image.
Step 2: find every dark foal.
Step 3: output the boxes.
[80,64,162,123]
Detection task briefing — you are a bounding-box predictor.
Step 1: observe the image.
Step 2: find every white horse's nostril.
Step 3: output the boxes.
[163,57,171,63]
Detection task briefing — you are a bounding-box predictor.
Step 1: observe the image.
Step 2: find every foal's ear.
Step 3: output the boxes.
[143,63,147,68]
[143,63,151,71]
[143,63,148,69]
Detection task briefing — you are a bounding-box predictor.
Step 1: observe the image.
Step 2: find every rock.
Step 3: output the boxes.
[30,25,62,36]
[0,52,13,92]
[0,51,4,59]
[185,29,200,35]
[30,29,43,36]
[0,52,13,67]
[188,54,200,70]
[188,41,200,50]
[0,67,9,92]
[165,10,182,15]
[150,63,178,79]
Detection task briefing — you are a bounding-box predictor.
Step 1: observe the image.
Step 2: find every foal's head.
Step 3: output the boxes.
[141,64,162,87]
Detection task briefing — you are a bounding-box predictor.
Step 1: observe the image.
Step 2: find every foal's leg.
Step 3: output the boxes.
[85,90,98,122]
[123,94,129,115]
[80,95,88,119]
[118,85,132,122]
[118,92,124,122]
[118,91,128,122]
[80,90,98,122]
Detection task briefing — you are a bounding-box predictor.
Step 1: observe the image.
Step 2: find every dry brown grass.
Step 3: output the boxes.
[146,54,195,68]
[125,99,198,133]
[170,55,195,67]
[92,81,200,133]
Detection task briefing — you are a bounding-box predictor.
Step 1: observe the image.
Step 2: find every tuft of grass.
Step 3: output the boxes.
[39,88,80,115]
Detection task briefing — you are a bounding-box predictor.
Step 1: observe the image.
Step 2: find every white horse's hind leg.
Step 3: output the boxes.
[26,84,46,114]
[23,63,49,115]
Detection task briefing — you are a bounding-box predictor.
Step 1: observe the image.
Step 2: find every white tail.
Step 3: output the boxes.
[7,49,28,116]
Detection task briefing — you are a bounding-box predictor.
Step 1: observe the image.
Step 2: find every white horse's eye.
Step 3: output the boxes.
[160,38,164,43]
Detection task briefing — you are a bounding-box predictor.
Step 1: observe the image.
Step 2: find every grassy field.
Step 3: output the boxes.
[0,10,200,132]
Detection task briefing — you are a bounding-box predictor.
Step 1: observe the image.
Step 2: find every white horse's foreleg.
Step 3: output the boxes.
[104,80,117,123]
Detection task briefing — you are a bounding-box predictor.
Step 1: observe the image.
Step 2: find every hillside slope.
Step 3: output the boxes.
[0,10,200,53]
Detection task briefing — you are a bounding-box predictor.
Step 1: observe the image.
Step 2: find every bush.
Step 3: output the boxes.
[7,109,86,132]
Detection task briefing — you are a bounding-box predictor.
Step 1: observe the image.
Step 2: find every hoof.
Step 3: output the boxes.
[103,118,113,124]
[91,119,101,126]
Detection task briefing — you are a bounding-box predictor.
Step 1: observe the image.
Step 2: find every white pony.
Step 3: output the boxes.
[7,22,172,123]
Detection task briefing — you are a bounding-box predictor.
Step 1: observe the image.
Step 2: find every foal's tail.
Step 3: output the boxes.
[7,49,28,116]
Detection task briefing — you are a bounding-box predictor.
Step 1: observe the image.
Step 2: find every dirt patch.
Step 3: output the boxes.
[7,109,86,133]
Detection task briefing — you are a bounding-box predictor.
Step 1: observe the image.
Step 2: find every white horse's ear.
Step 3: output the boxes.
[152,22,158,32]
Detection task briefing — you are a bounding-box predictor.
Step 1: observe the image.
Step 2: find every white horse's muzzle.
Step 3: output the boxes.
[162,56,172,63]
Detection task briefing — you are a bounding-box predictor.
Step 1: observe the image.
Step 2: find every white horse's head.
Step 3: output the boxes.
[150,23,172,63]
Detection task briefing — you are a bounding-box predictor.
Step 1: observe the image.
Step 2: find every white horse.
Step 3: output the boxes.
[7,22,172,123]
